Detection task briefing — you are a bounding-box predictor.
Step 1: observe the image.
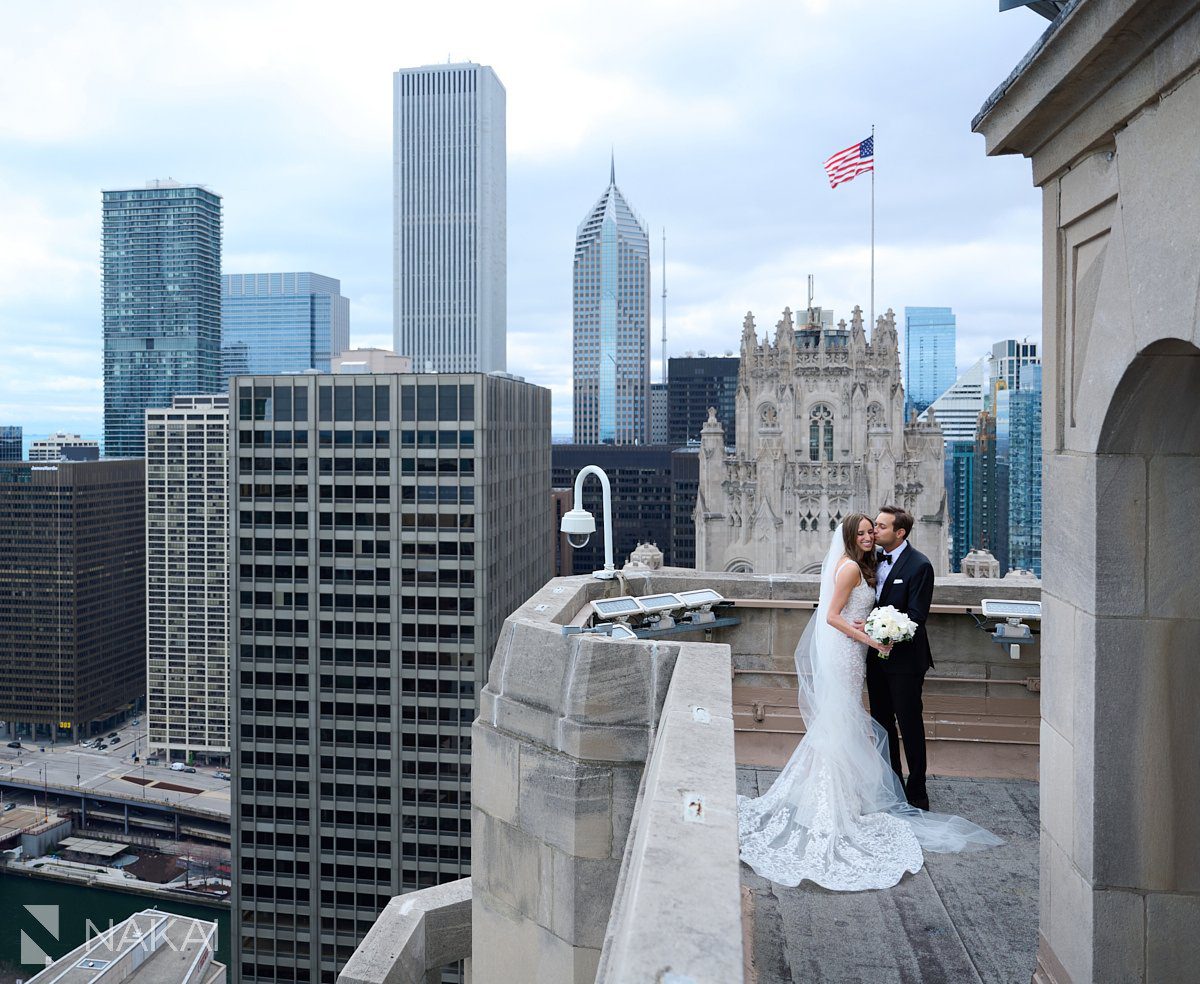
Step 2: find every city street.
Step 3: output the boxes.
[0,724,230,818]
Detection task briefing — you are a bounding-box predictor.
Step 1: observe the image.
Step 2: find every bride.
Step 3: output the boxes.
[737,514,1002,891]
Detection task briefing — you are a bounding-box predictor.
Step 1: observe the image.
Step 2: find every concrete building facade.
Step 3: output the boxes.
[29,432,100,462]
[696,306,948,575]
[230,370,551,984]
[393,64,506,374]
[974,3,1200,980]
[0,460,145,741]
[145,395,231,765]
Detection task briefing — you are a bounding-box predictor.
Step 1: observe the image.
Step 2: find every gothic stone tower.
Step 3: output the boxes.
[695,305,947,575]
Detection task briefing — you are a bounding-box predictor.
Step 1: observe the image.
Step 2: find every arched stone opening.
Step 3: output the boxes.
[1043,338,1200,982]
[1091,339,1200,890]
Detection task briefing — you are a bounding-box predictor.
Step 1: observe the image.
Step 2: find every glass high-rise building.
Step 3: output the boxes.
[0,426,21,461]
[1007,364,1042,575]
[572,161,651,445]
[667,355,740,448]
[102,180,222,458]
[221,273,349,381]
[393,63,506,373]
[903,306,957,419]
[990,337,1040,394]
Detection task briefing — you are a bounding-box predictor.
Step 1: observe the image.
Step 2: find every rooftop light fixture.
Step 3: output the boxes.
[560,465,616,580]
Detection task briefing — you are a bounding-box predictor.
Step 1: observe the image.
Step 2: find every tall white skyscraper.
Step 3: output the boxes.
[393,63,506,373]
[572,160,651,444]
[145,394,230,765]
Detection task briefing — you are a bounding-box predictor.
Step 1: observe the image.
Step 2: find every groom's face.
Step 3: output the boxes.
[874,512,902,550]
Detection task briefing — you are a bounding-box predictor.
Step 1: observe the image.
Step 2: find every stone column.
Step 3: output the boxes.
[470,582,678,983]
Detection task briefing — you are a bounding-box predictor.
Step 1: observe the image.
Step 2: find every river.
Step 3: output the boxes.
[0,870,230,981]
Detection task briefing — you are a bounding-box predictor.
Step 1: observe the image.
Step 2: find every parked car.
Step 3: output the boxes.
[3,802,15,812]
[107,732,118,739]
[6,741,20,749]
[97,743,107,750]
[170,762,185,771]
[214,770,231,780]
[110,737,120,745]
[183,766,196,773]
[131,718,140,726]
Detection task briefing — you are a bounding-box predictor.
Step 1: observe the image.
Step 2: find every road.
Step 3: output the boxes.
[0,724,230,819]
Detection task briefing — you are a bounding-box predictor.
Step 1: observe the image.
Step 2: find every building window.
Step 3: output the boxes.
[809,404,833,461]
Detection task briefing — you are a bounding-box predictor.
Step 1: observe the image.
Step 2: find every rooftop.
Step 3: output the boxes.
[339,567,1042,984]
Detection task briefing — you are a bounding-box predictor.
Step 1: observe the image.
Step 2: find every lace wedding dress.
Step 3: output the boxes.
[737,532,1002,891]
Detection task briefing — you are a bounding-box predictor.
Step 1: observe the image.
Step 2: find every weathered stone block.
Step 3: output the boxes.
[491,693,557,748]
[549,849,623,949]
[1147,456,1200,620]
[609,764,644,860]
[1042,454,1097,614]
[1146,891,1200,984]
[1091,888,1144,984]
[472,809,550,926]
[1093,616,1200,893]
[471,723,520,826]
[1045,832,1092,984]
[1038,592,1075,742]
[473,889,597,984]
[1040,721,1074,857]
[556,718,650,763]
[1093,454,1146,617]
[561,638,658,728]
[1072,608,1097,883]
[496,621,571,711]
[517,742,613,860]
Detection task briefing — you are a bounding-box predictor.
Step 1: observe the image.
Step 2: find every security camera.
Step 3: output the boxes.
[560,507,596,549]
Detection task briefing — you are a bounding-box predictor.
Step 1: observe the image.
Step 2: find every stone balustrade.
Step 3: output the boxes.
[595,640,743,983]
[337,877,472,984]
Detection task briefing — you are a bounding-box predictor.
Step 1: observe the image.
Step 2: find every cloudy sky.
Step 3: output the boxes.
[0,0,1048,442]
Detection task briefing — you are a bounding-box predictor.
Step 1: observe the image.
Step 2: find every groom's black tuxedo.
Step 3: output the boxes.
[872,544,935,675]
[867,542,935,805]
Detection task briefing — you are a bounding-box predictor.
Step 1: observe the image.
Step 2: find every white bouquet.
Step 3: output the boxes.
[865,605,917,658]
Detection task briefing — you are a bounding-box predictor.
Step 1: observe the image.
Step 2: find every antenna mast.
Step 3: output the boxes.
[660,229,667,384]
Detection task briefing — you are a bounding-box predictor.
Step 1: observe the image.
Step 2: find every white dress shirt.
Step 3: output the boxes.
[875,539,909,600]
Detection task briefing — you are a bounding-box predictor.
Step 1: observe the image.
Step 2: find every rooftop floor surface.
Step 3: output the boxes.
[738,768,1038,984]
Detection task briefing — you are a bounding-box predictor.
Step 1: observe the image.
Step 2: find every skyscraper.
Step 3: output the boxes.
[572,161,651,444]
[990,338,1040,394]
[0,460,144,743]
[667,355,739,447]
[230,370,551,984]
[393,63,506,373]
[145,395,230,765]
[1007,364,1042,575]
[221,273,350,381]
[0,426,21,461]
[102,181,222,458]
[29,432,100,461]
[649,381,669,444]
[903,306,957,419]
[919,355,987,442]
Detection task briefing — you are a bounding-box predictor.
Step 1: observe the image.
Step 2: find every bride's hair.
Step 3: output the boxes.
[841,513,878,588]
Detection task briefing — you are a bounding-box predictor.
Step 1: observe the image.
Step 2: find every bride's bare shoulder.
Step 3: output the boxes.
[833,558,860,583]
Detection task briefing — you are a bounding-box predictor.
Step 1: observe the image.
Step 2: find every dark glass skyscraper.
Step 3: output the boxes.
[667,355,739,447]
[102,181,222,458]
[1007,365,1042,575]
[0,426,21,461]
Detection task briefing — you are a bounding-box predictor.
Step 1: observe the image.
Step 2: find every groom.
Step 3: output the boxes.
[867,505,935,811]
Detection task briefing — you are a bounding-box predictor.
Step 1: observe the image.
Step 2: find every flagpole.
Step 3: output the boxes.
[870,124,875,333]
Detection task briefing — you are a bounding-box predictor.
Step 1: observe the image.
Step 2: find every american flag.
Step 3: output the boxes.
[823,136,874,189]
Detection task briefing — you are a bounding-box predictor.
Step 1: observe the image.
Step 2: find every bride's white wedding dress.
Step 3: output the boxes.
[737,532,1002,891]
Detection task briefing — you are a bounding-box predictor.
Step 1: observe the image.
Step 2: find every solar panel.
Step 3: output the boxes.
[677,589,725,607]
[637,593,684,613]
[592,597,641,619]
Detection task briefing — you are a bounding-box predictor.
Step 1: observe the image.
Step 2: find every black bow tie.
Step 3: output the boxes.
[879,552,894,565]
